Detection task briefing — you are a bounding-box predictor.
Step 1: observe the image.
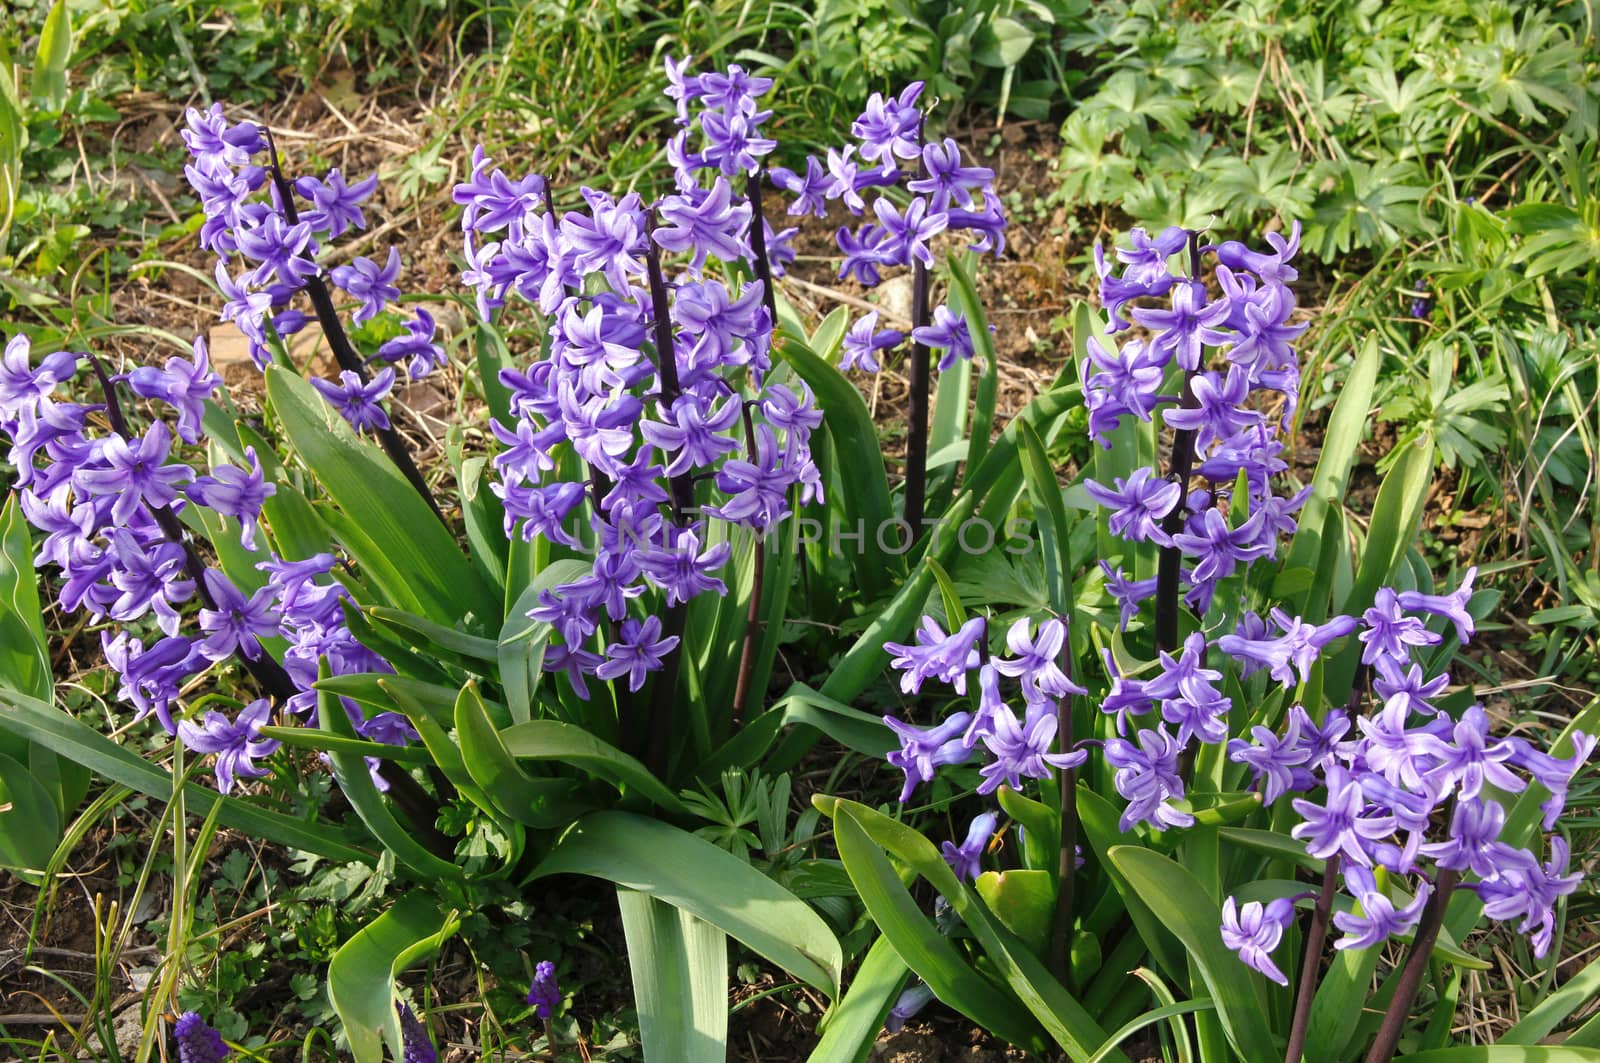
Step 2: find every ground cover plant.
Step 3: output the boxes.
[1,1,1598,1061]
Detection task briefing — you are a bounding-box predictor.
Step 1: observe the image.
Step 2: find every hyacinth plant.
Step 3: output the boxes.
[0,58,1105,1062]
[816,227,1598,1062]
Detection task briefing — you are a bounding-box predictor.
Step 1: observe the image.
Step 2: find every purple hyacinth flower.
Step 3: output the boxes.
[125,338,221,445]
[528,960,561,1019]
[1290,766,1394,867]
[1332,865,1430,950]
[1220,896,1295,985]
[885,711,976,802]
[1098,562,1158,631]
[1084,467,1182,547]
[884,615,986,695]
[908,137,994,213]
[641,392,742,475]
[1359,587,1442,666]
[976,704,1088,795]
[197,569,282,662]
[639,524,731,606]
[1417,797,1507,876]
[1162,365,1261,450]
[177,698,280,795]
[310,368,395,433]
[836,222,894,286]
[397,1002,436,1063]
[911,305,977,371]
[75,423,194,525]
[173,1011,231,1063]
[1395,566,1478,644]
[234,214,319,289]
[329,246,402,324]
[942,811,998,882]
[377,308,448,377]
[1423,704,1525,801]
[852,83,924,172]
[1103,725,1193,831]
[1133,279,1232,371]
[294,168,379,237]
[885,983,936,1033]
[872,195,947,268]
[596,616,681,692]
[653,177,751,274]
[1228,711,1312,806]
[840,311,902,373]
[1,334,79,418]
[771,155,832,218]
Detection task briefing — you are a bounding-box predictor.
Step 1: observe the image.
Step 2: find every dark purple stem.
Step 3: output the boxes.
[259,129,447,527]
[1362,870,1459,1063]
[639,230,693,777]
[1285,854,1342,1063]
[1154,231,1205,654]
[903,120,932,537]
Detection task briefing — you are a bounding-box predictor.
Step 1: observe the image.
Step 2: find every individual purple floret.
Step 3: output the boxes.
[884,616,986,695]
[187,446,276,551]
[841,311,902,373]
[528,960,561,1019]
[885,982,937,1033]
[310,368,396,433]
[1331,865,1430,950]
[176,698,280,794]
[911,305,976,371]
[596,617,682,692]
[1396,566,1478,643]
[1220,896,1295,984]
[1084,467,1182,547]
[942,811,999,882]
[173,1011,231,1063]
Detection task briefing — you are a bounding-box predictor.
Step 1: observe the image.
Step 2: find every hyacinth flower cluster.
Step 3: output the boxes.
[179,102,444,512]
[451,58,830,746]
[878,225,1592,1026]
[766,81,1005,529]
[0,326,417,794]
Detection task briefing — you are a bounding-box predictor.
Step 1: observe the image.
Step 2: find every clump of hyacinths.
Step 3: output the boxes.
[453,58,833,762]
[853,225,1593,1061]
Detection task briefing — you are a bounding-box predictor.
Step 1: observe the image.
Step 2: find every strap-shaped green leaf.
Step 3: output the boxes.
[830,799,1119,1061]
[328,894,459,1063]
[265,365,499,625]
[499,719,688,815]
[1275,333,1380,615]
[1106,846,1279,1063]
[776,333,897,599]
[454,680,592,827]
[617,888,729,1063]
[832,808,1050,1054]
[0,493,50,704]
[531,810,843,998]
[1394,1050,1600,1063]
[0,751,59,871]
[318,671,463,881]
[808,935,910,1063]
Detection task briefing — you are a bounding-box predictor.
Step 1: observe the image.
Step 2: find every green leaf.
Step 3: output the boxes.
[1088,999,1217,1063]
[1500,936,1600,1044]
[975,869,1055,957]
[318,670,463,881]
[832,808,1050,1053]
[830,799,1119,1061]
[366,606,500,661]
[973,15,1035,67]
[500,560,588,724]
[0,494,50,704]
[0,751,59,870]
[1020,421,1073,616]
[1106,846,1278,1062]
[327,894,459,1063]
[1303,942,1380,1063]
[617,888,729,1063]
[808,936,910,1063]
[499,720,688,815]
[265,366,499,625]
[0,687,372,864]
[29,1,71,112]
[531,811,843,997]
[1276,333,1378,616]
[454,681,592,828]
[1079,790,1185,978]
[949,254,1000,478]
